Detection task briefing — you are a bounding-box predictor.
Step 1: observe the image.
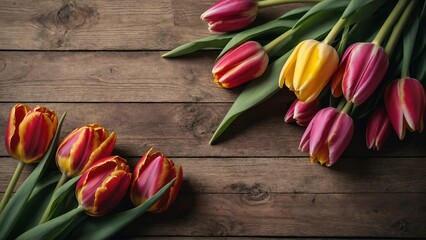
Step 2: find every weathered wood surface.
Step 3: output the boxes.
[0,0,302,50]
[1,103,425,158]
[1,0,425,238]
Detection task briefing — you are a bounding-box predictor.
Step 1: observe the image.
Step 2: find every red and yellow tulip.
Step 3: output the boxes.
[366,106,392,151]
[130,148,183,213]
[4,104,58,164]
[56,124,116,177]
[76,156,131,217]
[213,41,268,88]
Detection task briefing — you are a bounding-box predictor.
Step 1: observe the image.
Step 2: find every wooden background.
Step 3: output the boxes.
[1,0,425,238]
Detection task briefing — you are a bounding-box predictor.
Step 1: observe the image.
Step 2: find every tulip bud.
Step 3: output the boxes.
[130,148,183,213]
[279,39,339,103]
[331,43,388,106]
[4,104,58,164]
[75,156,131,217]
[213,41,268,88]
[384,77,425,140]
[201,0,258,33]
[299,107,354,167]
[56,124,116,178]
[366,106,392,151]
[284,99,321,127]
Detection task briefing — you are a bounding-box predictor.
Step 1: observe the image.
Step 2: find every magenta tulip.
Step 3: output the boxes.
[76,156,131,216]
[331,43,388,105]
[201,0,258,33]
[284,99,321,127]
[366,106,392,151]
[384,77,425,139]
[299,107,354,167]
[213,41,268,88]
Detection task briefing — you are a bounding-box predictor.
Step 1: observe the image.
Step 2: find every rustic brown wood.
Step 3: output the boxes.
[0,51,243,103]
[2,157,426,194]
[1,103,425,158]
[118,193,426,237]
[0,0,304,50]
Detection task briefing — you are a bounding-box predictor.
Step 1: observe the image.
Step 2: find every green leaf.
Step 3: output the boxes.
[341,0,386,24]
[44,175,80,221]
[217,7,311,59]
[162,34,234,58]
[68,178,177,240]
[210,52,289,144]
[0,112,67,239]
[294,0,350,29]
[16,207,84,240]
[10,172,61,238]
[402,4,420,77]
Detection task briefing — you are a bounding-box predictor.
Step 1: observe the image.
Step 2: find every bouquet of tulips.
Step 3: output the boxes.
[0,104,183,239]
[164,0,426,167]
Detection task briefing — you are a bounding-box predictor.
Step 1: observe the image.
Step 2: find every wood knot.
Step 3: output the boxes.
[229,183,270,202]
[391,219,408,232]
[180,105,217,138]
[57,2,97,29]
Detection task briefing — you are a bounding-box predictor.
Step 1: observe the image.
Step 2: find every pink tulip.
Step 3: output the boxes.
[213,41,268,88]
[299,107,354,167]
[331,43,388,105]
[366,106,392,151]
[384,77,425,139]
[201,0,258,33]
[284,99,321,127]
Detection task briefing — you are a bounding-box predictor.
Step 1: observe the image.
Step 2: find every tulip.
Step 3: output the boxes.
[56,124,116,178]
[213,41,268,88]
[201,0,257,33]
[130,148,183,213]
[76,156,131,216]
[279,39,339,103]
[331,42,388,106]
[366,106,392,151]
[5,104,58,164]
[284,99,321,127]
[384,77,425,140]
[299,107,354,167]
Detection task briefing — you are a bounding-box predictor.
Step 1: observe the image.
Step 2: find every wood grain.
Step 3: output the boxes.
[0,51,242,103]
[1,157,425,194]
[0,0,304,50]
[1,103,425,158]
[117,193,426,237]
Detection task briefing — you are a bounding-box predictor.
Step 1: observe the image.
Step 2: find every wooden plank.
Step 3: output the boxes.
[0,0,304,50]
[1,103,425,158]
[0,51,252,103]
[116,193,426,237]
[1,157,425,194]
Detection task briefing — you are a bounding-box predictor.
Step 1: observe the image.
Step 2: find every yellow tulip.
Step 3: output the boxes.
[279,39,339,103]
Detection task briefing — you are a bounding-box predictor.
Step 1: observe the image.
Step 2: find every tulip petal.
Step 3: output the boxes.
[385,80,405,139]
[327,112,353,166]
[308,107,339,157]
[400,78,425,132]
[280,40,304,89]
[5,104,30,159]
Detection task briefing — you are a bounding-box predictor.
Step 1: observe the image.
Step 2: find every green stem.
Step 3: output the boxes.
[264,28,296,53]
[336,98,347,111]
[341,101,353,114]
[322,18,346,45]
[38,173,69,224]
[384,0,417,72]
[0,161,25,213]
[257,0,321,8]
[372,0,408,46]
